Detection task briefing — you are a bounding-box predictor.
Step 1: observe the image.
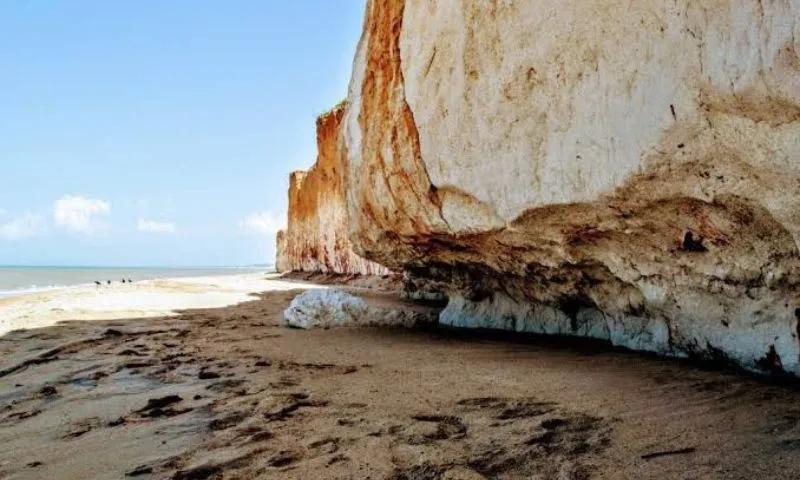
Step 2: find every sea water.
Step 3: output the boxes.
[0,265,271,298]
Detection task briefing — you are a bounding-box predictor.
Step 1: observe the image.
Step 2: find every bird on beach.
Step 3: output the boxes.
[94,281,102,286]
[121,279,126,284]
[107,280,111,285]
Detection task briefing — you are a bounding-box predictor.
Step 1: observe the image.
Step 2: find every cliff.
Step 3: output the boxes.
[340,0,800,375]
[276,103,391,276]
[275,229,288,273]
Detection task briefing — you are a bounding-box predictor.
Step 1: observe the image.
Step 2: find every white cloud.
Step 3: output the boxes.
[0,212,48,240]
[241,211,285,235]
[138,218,176,234]
[53,195,110,233]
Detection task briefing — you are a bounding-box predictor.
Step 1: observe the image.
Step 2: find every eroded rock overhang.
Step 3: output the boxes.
[343,0,800,375]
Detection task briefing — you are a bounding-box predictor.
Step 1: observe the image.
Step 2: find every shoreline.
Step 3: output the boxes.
[0,266,272,298]
[0,272,317,337]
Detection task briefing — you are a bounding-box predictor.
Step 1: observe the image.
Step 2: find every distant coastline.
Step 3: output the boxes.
[0,265,274,298]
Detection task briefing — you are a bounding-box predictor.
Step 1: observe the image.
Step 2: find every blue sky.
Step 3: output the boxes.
[0,0,366,266]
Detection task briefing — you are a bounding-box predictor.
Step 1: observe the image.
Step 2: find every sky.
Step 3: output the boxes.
[0,0,366,266]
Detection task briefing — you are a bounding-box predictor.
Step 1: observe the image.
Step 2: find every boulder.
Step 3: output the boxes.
[284,289,368,329]
[284,289,436,329]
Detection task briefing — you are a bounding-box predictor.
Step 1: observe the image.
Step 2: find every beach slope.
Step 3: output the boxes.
[0,278,799,479]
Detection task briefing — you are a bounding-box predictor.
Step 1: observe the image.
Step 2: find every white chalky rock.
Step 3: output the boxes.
[284,289,368,329]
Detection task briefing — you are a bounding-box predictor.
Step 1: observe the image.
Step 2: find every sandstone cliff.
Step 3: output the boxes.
[275,229,289,273]
[276,103,391,276]
[341,0,800,375]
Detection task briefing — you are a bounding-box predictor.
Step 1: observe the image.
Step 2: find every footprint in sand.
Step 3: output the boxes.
[388,397,611,479]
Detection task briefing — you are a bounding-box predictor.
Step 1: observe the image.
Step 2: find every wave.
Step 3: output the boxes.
[0,284,80,299]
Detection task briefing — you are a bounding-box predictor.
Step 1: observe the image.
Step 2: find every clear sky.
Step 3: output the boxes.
[0,0,366,266]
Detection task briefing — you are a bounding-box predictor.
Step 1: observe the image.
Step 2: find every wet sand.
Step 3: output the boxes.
[1,278,799,479]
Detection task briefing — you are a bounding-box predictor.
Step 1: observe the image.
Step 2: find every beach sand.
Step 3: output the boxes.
[0,273,318,336]
[1,276,799,479]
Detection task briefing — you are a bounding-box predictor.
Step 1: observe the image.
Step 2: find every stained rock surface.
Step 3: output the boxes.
[276,103,390,276]
[337,0,800,375]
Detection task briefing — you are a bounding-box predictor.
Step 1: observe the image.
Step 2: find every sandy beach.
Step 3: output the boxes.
[0,273,317,336]
[1,276,799,480]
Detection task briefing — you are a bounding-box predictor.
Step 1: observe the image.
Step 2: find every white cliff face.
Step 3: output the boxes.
[400,0,800,228]
[440,294,673,355]
[440,291,800,374]
[343,0,800,375]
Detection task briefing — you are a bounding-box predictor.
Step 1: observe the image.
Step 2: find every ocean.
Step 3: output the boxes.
[0,266,272,298]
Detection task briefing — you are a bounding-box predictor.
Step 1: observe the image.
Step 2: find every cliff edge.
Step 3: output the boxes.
[276,103,391,276]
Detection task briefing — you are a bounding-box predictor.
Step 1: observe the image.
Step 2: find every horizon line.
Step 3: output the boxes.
[0,264,274,269]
